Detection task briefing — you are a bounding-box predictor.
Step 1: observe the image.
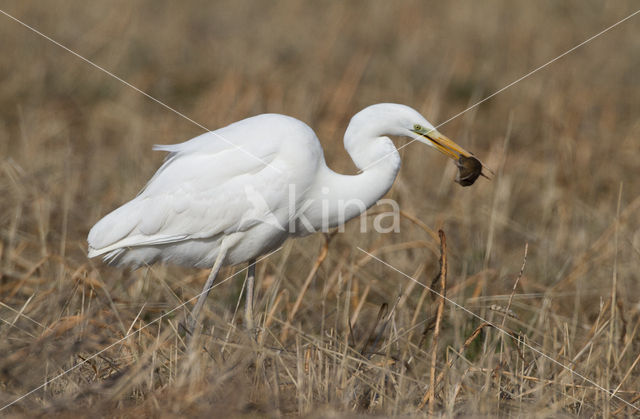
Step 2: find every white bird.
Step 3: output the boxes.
[88,103,480,333]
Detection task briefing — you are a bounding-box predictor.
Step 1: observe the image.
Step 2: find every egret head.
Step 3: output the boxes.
[346,103,488,186]
[408,116,490,186]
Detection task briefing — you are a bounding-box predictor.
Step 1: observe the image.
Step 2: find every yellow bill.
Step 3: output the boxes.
[412,125,492,186]
[412,126,472,159]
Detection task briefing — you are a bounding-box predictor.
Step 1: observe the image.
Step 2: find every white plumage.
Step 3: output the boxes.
[88,103,476,331]
[88,113,321,268]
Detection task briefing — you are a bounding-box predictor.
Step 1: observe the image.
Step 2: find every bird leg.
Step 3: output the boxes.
[186,245,228,335]
[244,259,257,332]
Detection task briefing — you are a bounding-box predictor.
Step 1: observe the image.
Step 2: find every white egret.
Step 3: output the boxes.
[88,103,483,333]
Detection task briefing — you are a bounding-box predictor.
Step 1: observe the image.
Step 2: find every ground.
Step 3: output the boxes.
[1,1,639,417]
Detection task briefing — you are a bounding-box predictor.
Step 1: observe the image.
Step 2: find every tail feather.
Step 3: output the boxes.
[88,197,191,262]
[102,248,126,265]
[87,200,142,257]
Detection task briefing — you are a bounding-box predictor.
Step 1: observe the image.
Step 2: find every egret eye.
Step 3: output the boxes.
[413,124,422,131]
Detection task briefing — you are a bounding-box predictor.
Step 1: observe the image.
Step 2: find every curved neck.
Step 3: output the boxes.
[336,134,401,201]
[300,133,401,232]
[330,136,401,213]
[296,103,436,233]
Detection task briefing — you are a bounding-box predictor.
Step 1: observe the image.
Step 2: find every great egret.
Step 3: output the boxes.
[88,103,483,333]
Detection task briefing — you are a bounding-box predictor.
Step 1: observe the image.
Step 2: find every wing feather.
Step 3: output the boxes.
[89,151,281,256]
[88,114,323,261]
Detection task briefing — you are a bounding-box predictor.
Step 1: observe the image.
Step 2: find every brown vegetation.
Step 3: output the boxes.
[1,1,639,416]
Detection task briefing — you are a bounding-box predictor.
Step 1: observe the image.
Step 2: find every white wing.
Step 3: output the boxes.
[88,114,322,259]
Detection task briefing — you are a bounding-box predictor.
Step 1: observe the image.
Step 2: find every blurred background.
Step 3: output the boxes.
[1,1,639,416]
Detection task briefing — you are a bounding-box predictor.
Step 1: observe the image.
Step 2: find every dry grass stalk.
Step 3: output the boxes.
[419,322,492,409]
[2,2,640,416]
[497,242,528,396]
[500,243,528,330]
[613,393,640,416]
[280,233,332,342]
[417,229,447,412]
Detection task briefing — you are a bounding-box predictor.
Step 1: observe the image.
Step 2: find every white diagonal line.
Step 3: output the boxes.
[361,8,640,172]
[357,247,639,412]
[0,248,280,412]
[0,9,281,173]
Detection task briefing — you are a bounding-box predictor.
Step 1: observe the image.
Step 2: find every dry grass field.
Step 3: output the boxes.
[1,1,640,417]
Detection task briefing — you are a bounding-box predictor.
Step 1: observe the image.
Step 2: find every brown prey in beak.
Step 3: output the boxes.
[412,126,493,187]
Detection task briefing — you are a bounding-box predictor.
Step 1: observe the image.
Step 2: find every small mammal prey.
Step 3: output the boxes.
[455,155,488,187]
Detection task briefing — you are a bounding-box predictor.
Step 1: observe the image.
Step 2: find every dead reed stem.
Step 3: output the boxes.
[418,229,447,413]
[501,243,528,330]
[419,322,492,409]
[280,233,332,342]
[2,2,640,416]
